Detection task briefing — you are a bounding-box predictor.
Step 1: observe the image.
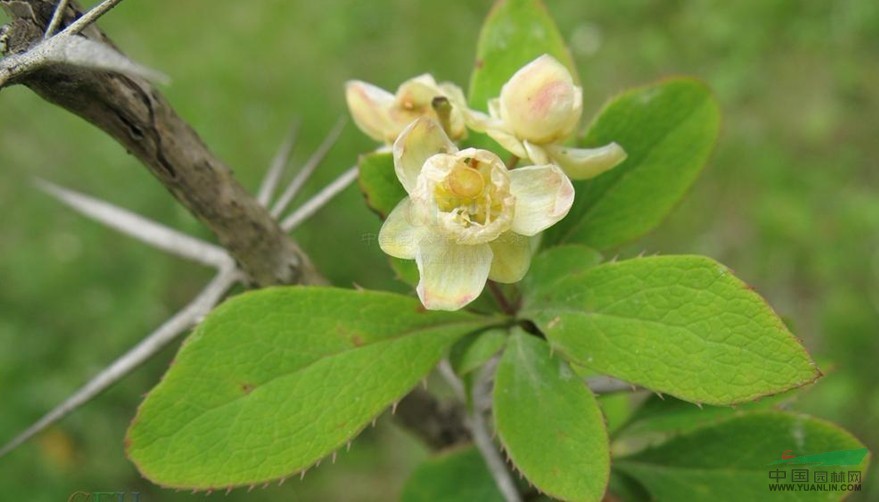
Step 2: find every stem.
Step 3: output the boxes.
[439,361,522,502]
[487,281,516,315]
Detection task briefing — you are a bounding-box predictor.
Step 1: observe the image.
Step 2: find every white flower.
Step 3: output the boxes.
[467,54,627,180]
[379,117,575,311]
[346,74,467,144]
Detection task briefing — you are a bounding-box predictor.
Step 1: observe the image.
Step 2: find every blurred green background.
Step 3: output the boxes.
[1,0,876,500]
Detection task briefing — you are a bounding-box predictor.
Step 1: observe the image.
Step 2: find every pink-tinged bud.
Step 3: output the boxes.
[497,54,582,144]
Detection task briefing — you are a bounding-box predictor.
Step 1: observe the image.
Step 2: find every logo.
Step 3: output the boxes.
[766,448,868,494]
[769,448,869,467]
[68,492,142,502]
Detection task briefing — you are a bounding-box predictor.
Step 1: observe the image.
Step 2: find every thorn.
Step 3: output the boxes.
[272,116,347,218]
[247,485,255,493]
[44,0,70,39]
[278,477,286,486]
[332,451,337,464]
[279,166,359,232]
[695,402,703,409]
[262,483,269,489]
[371,417,377,428]
[422,378,428,390]
[257,119,301,207]
[316,459,322,467]
[60,0,129,37]
[346,441,352,452]
[300,470,307,481]
[225,487,232,495]
[0,270,237,459]
[205,490,212,496]
[656,392,665,400]
[35,179,231,269]
[191,489,198,495]
[391,401,398,414]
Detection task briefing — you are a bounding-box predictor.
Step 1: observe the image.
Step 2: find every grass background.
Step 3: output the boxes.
[0,0,876,499]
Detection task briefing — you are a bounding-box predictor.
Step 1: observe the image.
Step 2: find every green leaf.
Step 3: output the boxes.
[607,471,652,502]
[468,0,576,111]
[449,328,508,376]
[401,446,505,502]
[126,287,491,489]
[598,393,635,437]
[616,411,870,502]
[390,256,420,287]
[522,245,602,298]
[544,79,721,249]
[615,392,796,442]
[357,152,420,287]
[523,255,820,405]
[494,329,609,501]
[358,151,406,219]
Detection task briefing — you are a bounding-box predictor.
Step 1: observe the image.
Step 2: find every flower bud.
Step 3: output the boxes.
[497,54,582,144]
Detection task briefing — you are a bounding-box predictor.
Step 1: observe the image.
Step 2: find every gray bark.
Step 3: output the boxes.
[0,0,322,286]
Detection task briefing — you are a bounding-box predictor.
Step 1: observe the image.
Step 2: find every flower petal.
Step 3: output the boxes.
[393,117,457,193]
[416,237,492,311]
[509,164,575,236]
[489,232,533,283]
[345,80,396,143]
[378,198,422,259]
[523,141,551,164]
[395,74,440,108]
[486,128,528,159]
[546,142,627,180]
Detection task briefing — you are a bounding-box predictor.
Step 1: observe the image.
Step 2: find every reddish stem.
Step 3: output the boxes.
[487,281,516,316]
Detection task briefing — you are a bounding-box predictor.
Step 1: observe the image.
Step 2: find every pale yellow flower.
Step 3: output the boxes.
[467,54,627,180]
[346,74,467,144]
[379,117,575,311]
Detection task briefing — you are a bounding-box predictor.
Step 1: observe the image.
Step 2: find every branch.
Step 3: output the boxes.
[0,0,321,286]
[393,388,471,450]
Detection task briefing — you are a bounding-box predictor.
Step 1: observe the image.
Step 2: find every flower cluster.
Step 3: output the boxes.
[346,55,627,310]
